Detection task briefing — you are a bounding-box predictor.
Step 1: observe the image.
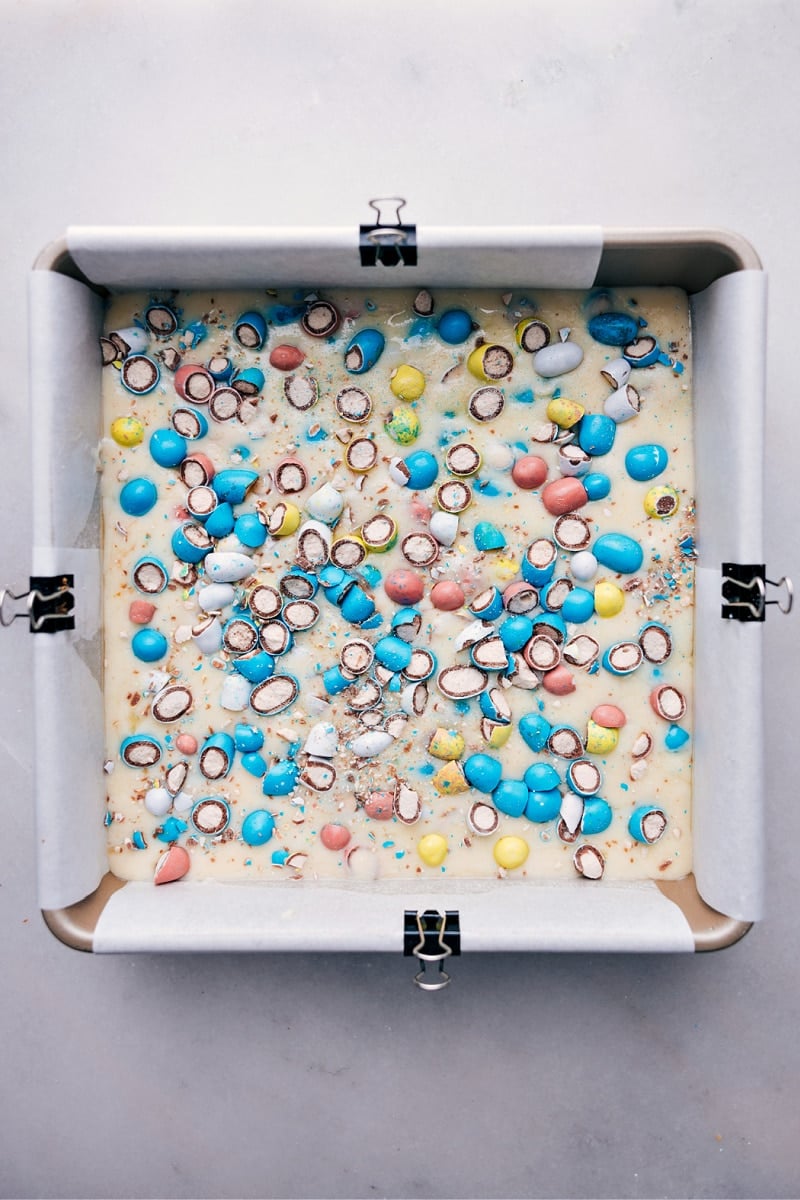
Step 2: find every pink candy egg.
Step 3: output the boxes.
[153,844,191,885]
[129,599,156,625]
[384,569,424,604]
[592,703,627,729]
[430,580,465,611]
[541,665,576,695]
[363,791,394,820]
[511,454,548,489]
[541,476,589,516]
[269,345,305,371]
[175,733,198,755]
[320,823,351,851]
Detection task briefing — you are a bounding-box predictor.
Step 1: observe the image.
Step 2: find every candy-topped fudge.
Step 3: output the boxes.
[100,285,694,886]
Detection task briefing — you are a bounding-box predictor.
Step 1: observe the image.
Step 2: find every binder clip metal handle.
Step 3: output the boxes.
[0,575,75,633]
[721,564,793,622]
[360,198,417,267]
[404,909,460,991]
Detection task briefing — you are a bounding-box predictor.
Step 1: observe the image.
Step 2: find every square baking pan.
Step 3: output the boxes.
[25,217,781,971]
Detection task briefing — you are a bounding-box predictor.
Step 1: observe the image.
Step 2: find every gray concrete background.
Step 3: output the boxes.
[1,2,798,1197]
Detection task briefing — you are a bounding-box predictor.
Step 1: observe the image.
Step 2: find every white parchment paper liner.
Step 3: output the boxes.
[691,269,766,921]
[31,234,766,947]
[67,225,604,290]
[30,270,105,910]
[93,878,693,953]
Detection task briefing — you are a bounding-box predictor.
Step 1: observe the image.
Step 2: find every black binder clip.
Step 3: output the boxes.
[721,563,793,621]
[359,198,417,267]
[0,575,75,633]
[404,909,460,991]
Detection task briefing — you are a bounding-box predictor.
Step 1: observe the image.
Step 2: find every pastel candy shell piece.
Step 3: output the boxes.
[154,845,191,885]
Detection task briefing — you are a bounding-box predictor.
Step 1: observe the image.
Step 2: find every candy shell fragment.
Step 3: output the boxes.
[154,844,191,885]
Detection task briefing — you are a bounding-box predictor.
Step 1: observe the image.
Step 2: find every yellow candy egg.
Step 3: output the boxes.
[644,485,680,519]
[493,836,530,870]
[432,761,469,795]
[111,416,145,447]
[488,555,520,583]
[270,502,301,536]
[384,404,421,445]
[594,579,625,618]
[418,833,449,867]
[545,397,585,429]
[467,343,514,382]
[485,721,513,749]
[585,719,619,755]
[390,364,425,401]
[428,728,465,761]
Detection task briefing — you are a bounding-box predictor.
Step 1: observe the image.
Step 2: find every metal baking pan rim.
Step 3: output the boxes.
[41,871,750,954]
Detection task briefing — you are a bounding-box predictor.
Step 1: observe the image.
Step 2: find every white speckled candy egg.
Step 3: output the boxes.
[144,787,172,817]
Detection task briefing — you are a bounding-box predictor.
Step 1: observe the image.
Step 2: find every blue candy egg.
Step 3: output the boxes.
[403,450,439,489]
[625,443,669,481]
[578,414,616,457]
[345,328,385,374]
[374,635,413,672]
[665,724,691,751]
[235,512,268,549]
[592,532,644,574]
[463,753,503,794]
[240,752,267,778]
[235,723,264,753]
[581,796,613,835]
[231,366,265,395]
[498,614,534,652]
[120,733,162,766]
[518,712,552,751]
[523,762,561,792]
[437,309,474,345]
[479,689,511,724]
[171,521,212,563]
[525,788,562,823]
[242,809,275,846]
[212,468,259,504]
[340,585,375,625]
[469,587,504,621]
[560,587,595,624]
[588,312,641,346]
[234,310,267,349]
[204,503,235,539]
[262,760,299,796]
[583,472,611,501]
[628,805,667,844]
[233,650,275,684]
[131,628,169,662]
[492,779,528,818]
[120,477,158,516]
[323,665,354,695]
[473,522,507,552]
[359,564,382,589]
[318,565,346,589]
[149,428,188,468]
